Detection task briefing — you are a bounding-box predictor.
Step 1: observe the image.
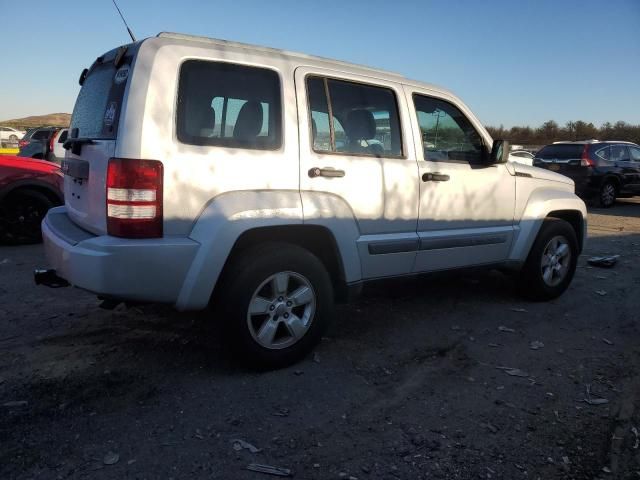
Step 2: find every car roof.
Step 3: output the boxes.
[552,140,638,145]
[156,32,456,98]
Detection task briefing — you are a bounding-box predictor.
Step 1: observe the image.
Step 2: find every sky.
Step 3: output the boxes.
[0,0,638,128]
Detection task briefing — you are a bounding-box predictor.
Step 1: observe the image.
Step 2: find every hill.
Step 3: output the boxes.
[0,113,71,130]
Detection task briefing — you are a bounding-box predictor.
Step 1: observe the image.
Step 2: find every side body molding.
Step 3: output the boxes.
[509,188,587,263]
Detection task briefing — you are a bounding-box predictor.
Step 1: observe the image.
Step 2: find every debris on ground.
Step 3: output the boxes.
[0,258,9,265]
[632,427,639,449]
[530,341,545,350]
[246,463,292,477]
[588,255,619,268]
[3,400,28,407]
[602,338,614,346]
[498,326,515,333]
[481,422,499,433]
[232,439,262,453]
[510,308,528,313]
[582,384,609,406]
[312,352,321,363]
[497,367,530,378]
[103,451,120,465]
[272,408,290,418]
[595,290,607,296]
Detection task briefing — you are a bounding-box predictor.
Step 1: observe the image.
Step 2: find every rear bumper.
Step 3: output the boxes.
[42,207,200,304]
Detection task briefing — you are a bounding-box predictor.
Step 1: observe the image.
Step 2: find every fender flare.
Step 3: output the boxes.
[175,190,363,311]
[509,187,587,262]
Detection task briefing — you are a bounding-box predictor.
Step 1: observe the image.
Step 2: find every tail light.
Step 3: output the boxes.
[49,130,58,154]
[106,158,163,238]
[580,145,595,167]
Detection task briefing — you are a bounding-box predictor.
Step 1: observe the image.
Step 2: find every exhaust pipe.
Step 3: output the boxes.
[34,269,69,288]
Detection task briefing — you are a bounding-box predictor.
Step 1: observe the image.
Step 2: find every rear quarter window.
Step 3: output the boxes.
[176,60,282,150]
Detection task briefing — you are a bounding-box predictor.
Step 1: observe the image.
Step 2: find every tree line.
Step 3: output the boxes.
[486,121,640,147]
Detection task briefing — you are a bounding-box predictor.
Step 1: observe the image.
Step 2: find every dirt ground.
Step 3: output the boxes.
[1,201,640,480]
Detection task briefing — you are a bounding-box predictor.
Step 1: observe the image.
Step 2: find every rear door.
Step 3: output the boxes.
[630,146,640,192]
[610,144,635,192]
[294,67,420,279]
[63,46,135,235]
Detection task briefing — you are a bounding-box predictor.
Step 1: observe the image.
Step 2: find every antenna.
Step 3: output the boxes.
[111,0,136,42]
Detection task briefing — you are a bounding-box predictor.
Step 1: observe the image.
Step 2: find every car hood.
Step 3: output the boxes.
[513,163,574,186]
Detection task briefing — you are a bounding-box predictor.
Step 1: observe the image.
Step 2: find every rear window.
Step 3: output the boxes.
[31,129,53,140]
[536,144,584,159]
[70,58,130,139]
[176,60,282,150]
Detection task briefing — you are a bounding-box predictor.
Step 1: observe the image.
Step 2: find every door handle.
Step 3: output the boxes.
[308,167,346,178]
[422,172,450,182]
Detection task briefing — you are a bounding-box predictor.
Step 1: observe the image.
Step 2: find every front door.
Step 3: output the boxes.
[406,88,516,272]
[294,67,420,278]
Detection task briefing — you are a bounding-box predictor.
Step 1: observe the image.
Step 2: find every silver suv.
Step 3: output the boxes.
[38,33,587,368]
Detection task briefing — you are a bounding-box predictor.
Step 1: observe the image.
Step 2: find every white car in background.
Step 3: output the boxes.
[49,128,69,163]
[509,150,535,166]
[0,126,27,147]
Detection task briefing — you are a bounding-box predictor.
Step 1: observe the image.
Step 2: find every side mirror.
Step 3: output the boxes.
[490,139,510,164]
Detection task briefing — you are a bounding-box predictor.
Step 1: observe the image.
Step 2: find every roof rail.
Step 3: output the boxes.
[156,32,406,79]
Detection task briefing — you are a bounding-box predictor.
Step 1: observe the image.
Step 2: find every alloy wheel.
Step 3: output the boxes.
[540,235,572,287]
[247,271,316,350]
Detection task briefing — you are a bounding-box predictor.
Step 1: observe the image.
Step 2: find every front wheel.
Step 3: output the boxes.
[214,243,334,369]
[518,218,578,301]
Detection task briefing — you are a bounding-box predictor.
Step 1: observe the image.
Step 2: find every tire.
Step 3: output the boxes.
[518,218,578,301]
[8,134,17,144]
[597,180,617,208]
[0,190,53,245]
[214,242,334,370]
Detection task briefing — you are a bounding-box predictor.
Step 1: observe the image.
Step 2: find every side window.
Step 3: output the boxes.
[306,75,403,157]
[58,130,68,143]
[177,60,282,150]
[611,145,630,162]
[594,146,610,161]
[630,147,640,162]
[413,94,484,164]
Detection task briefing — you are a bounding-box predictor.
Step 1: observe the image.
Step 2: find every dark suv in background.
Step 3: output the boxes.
[18,127,59,161]
[534,140,640,207]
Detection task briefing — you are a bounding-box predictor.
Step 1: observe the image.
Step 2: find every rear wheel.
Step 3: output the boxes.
[214,243,334,369]
[0,190,53,245]
[598,181,617,208]
[518,218,578,301]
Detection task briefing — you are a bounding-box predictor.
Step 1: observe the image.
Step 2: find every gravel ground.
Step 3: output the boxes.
[1,200,640,479]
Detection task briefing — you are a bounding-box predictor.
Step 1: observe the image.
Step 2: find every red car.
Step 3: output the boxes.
[0,155,63,244]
